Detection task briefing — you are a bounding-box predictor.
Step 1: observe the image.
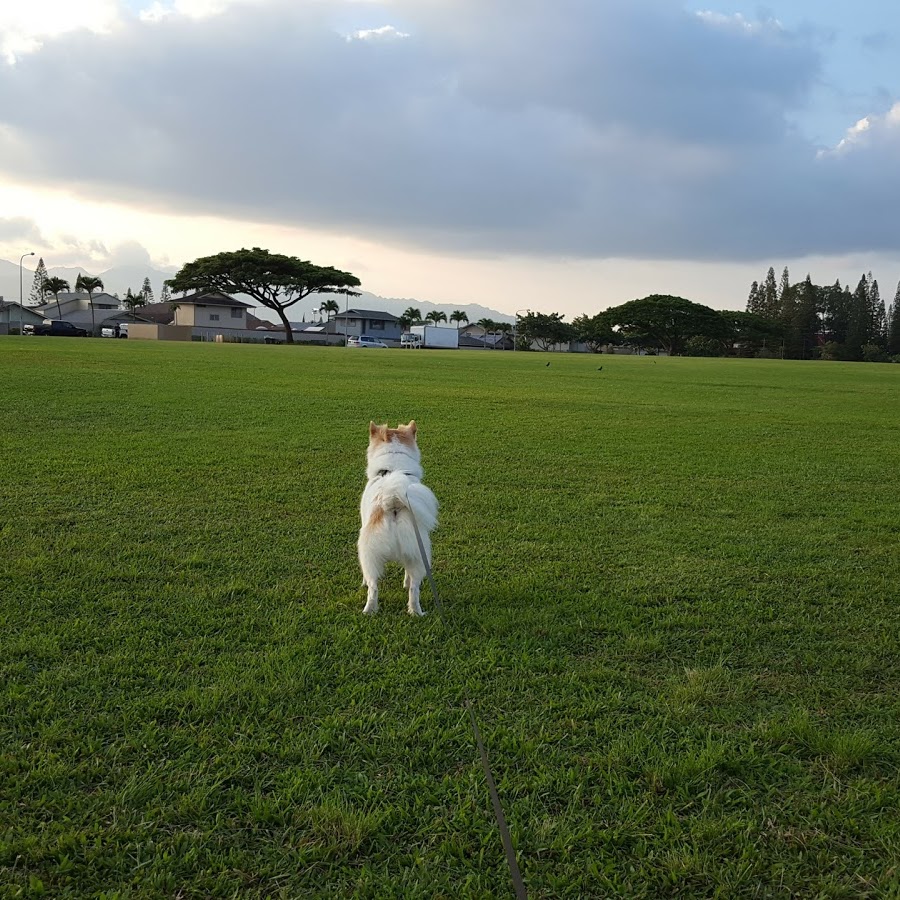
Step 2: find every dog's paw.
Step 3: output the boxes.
[362,602,379,615]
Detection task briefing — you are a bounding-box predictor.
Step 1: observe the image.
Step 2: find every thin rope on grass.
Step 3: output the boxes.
[406,490,527,900]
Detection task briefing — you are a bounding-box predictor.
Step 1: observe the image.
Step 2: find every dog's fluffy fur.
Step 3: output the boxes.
[358,421,438,615]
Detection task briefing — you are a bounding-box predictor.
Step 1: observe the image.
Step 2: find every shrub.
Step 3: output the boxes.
[683,336,723,357]
[861,344,890,363]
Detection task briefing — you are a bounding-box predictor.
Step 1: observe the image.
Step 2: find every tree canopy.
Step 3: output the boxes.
[516,311,575,351]
[572,312,616,353]
[603,295,728,356]
[166,247,360,342]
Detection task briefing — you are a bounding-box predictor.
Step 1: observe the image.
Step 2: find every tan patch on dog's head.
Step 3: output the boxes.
[369,420,417,447]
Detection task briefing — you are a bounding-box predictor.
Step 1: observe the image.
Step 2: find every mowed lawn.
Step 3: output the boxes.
[2,338,900,898]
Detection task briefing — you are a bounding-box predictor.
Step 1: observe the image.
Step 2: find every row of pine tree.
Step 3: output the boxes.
[747,267,900,360]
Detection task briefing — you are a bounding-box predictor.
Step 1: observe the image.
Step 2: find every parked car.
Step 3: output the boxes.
[23,319,89,337]
[100,323,129,338]
[347,335,388,348]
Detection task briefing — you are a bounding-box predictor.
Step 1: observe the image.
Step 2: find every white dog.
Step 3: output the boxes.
[358,421,439,615]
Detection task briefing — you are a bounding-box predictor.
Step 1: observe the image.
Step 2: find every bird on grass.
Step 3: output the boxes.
[597,366,603,371]
[545,362,550,367]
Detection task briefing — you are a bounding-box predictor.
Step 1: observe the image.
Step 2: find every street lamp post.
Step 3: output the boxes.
[514,308,530,352]
[19,252,35,335]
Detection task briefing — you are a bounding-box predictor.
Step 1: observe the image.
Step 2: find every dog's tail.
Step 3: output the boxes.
[366,473,438,532]
[405,481,438,533]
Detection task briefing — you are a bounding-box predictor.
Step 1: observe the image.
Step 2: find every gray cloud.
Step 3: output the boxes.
[0,216,45,244]
[0,0,898,261]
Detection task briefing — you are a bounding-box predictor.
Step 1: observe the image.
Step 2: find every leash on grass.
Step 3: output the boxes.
[406,491,527,900]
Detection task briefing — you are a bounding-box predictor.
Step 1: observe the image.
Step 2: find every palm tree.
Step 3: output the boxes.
[450,310,469,327]
[75,274,103,335]
[477,317,498,348]
[319,298,339,321]
[425,310,447,325]
[402,306,422,325]
[44,277,70,320]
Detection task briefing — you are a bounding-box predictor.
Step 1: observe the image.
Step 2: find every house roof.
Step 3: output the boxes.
[55,310,155,328]
[33,292,120,310]
[333,308,399,322]
[118,302,176,324]
[246,313,278,330]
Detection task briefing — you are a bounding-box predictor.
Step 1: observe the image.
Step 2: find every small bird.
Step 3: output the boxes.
[597,366,603,371]
[545,362,550,367]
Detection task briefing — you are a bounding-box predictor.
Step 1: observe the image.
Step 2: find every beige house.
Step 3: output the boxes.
[169,291,252,328]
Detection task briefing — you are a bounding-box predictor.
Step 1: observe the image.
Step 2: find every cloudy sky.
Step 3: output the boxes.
[1,0,898,315]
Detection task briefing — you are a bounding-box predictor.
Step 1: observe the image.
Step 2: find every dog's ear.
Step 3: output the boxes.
[369,421,378,438]
[406,420,417,436]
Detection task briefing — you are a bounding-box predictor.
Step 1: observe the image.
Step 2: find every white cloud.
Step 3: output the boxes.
[348,24,410,41]
[819,101,900,156]
[0,0,120,62]
[694,10,783,36]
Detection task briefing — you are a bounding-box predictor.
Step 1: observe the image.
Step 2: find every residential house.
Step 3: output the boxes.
[121,292,254,340]
[458,322,514,350]
[33,292,121,318]
[0,300,46,335]
[31,292,155,336]
[332,309,402,342]
[167,291,253,329]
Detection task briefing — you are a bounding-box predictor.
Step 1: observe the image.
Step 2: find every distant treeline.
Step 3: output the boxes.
[744,267,900,361]
[515,269,900,361]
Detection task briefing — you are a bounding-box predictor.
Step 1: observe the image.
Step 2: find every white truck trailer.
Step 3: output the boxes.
[407,325,459,349]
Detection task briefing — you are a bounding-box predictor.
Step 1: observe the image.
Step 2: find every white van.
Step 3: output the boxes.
[348,335,388,348]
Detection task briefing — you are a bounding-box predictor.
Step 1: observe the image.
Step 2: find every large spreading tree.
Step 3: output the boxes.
[572,312,616,353]
[603,295,728,356]
[516,311,575,351]
[166,248,361,343]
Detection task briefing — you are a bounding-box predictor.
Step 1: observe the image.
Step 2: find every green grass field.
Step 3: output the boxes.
[2,338,900,898]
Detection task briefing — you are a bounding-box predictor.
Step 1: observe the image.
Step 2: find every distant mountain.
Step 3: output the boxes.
[94,264,178,300]
[349,291,514,324]
[0,258,510,323]
[0,258,42,304]
[0,258,177,305]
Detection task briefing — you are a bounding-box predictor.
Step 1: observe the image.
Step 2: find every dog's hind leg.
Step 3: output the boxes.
[362,581,379,615]
[358,536,382,615]
[406,576,424,617]
[403,556,427,617]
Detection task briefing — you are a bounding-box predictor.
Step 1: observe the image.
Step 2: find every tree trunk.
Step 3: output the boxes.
[276,307,294,343]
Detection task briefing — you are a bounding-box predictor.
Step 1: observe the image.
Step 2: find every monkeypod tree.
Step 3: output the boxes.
[572,312,616,353]
[516,311,575,351]
[166,248,361,343]
[602,295,728,356]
